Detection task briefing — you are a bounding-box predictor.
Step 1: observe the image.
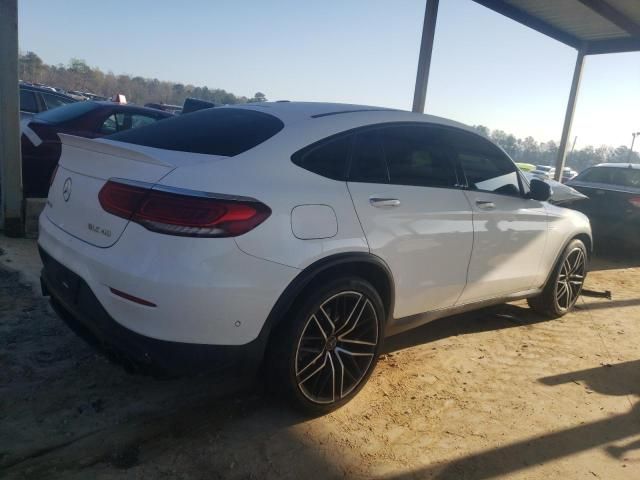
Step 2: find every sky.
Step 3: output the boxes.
[18,0,640,149]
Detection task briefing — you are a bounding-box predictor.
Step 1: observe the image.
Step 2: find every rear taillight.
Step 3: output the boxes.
[629,196,640,209]
[98,180,271,237]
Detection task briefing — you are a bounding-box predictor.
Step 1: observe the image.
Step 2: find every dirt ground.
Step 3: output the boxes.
[1,236,639,479]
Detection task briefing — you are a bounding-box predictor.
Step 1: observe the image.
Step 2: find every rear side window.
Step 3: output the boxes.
[349,130,389,184]
[449,129,522,196]
[576,167,640,188]
[108,108,284,157]
[20,90,38,113]
[292,135,352,180]
[41,92,75,110]
[382,125,457,188]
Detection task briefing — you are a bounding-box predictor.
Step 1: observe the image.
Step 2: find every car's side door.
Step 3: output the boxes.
[346,124,474,319]
[450,130,549,304]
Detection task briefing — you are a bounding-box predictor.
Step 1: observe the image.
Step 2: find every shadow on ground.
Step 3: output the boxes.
[387,360,640,480]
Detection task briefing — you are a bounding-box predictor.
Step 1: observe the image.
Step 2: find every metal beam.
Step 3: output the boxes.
[412,0,439,113]
[0,0,24,236]
[471,0,583,50]
[555,50,585,182]
[585,37,640,55]
[577,0,640,37]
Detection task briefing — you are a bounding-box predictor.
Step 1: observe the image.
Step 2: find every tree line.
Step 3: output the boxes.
[474,125,639,171]
[19,51,266,106]
[19,52,638,171]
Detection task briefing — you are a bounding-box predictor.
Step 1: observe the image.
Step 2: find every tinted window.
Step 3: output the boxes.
[577,167,640,188]
[450,130,521,196]
[108,108,284,157]
[383,125,457,188]
[20,90,38,113]
[35,101,98,123]
[100,113,122,134]
[42,92,74,110]
[131,113,159,128]
[292,135,351,180]
[349,130,389,184]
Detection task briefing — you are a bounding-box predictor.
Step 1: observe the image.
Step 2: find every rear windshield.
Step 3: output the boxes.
[107,108,284,157]
[35,101,98,123]
[576,166,640,188]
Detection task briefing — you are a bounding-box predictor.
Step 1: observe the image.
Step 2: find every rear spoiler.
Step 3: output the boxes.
[58,134,173,168]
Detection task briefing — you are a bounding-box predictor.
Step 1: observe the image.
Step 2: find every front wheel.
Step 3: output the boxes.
[267,277,384,415]
[528,238,588,317]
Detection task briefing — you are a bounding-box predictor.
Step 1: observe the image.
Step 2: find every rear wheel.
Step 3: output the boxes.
[268,277,384,415]
[528,239,588,317]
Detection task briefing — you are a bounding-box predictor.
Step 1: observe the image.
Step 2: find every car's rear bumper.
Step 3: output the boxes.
[40,247,265,376]
[38,213,298,345]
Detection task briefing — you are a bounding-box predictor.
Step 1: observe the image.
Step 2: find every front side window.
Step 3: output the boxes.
[450,129,522,196]
[130,113,160,129]
[99,113,125,135]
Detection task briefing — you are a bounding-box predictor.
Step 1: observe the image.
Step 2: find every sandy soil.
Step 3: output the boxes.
[1,238,639,479]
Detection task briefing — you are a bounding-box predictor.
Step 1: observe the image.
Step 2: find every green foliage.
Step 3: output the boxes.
[473,125,639,170]
[19,51,256,106]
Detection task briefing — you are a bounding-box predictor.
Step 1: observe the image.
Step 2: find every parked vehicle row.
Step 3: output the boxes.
[39,102,592,414]
[21,101,172,197]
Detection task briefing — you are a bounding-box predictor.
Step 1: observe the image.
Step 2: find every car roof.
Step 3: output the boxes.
[224,101,477,133]
[20,84,75,98]
[593,162,640,169]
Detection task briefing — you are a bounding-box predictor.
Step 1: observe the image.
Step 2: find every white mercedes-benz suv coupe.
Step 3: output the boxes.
[39,102,591,414]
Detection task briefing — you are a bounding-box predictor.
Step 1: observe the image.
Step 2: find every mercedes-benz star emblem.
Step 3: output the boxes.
[62,178,72,202]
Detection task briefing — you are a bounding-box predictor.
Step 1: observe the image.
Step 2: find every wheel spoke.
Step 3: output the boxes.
[327,350,336,403]
[297,349,325,377]
[333,351,345,399]
[318,306,336,335]
[337,299,370,339]
[335,294,364,335]
[335,346,374,358]
[298,352,328,385]
[311,314,328,341]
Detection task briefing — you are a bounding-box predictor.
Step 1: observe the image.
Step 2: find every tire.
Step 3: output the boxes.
[527,238,588,318]
[267,276,385,415]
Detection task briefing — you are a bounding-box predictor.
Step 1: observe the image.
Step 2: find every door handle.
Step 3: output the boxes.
[369,197,401,208]
[475,200,496,210]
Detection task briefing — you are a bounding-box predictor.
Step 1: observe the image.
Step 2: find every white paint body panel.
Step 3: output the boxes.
[291,205,338,239]
[456,191,549,304]
[38,102,591,351]
[348,182,473,317]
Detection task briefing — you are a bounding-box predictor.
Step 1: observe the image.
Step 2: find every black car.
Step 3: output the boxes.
[21,101,173,197]
[567,163,640,247]
[20,84,77,120]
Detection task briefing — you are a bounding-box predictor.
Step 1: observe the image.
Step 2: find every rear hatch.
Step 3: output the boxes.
[46,134,176,247]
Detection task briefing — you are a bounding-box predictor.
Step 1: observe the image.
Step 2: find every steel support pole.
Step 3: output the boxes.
[412,0,439,113]
[0,0,24,235]
[555,50,585,181]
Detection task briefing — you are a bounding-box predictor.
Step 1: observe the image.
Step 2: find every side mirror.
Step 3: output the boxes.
[529,178,552,201]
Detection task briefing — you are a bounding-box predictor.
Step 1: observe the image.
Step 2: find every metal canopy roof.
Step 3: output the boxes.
[473,0,640,54]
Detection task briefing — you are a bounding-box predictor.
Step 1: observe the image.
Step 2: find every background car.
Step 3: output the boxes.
[20,83,77,120]
[39,102,591,414]
[567,163,640,247]
[21,101,173,197]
